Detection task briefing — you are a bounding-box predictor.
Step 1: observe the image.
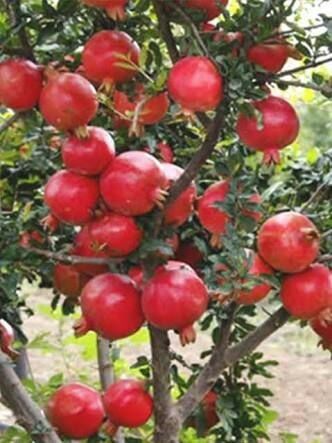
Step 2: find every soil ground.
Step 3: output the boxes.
[0,288,331,443]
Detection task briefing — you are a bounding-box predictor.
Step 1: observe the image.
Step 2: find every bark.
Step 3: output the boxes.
[0,352,61,443]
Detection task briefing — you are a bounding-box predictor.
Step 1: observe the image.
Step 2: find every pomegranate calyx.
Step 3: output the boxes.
[179,324,197,346]
[103,420,119,437]
[262,149,281,164]
[154,188,169,210]
[300,227,320,241]
[73,316,90,337]
[210,233,222,249]
[106,6,126,21]
[0,319,19,359]
[74,125,89,139]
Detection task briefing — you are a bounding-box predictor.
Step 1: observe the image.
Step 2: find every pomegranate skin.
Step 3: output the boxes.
[46,383,104,439]
[82,30,140,84]
[79,273,145,340]
[104,380,153,428]
[186,0,228,20]
[39,73,98,131]
[310,317,332,349]
[87,213,143,257]
[236,96,300,164]
[73,229,109,276]
[53,263,90,298]
[100,151,168,216]
[62,127,115,176]
[257,212,320,273]
[44,170,99,225]
[247,43,289,73]
[175,242,204,269]
[281,264,332,320]
[0,59,43,111]
[142,261,208,331]
[200,391,219,430]
[161,163,197,226]
[167,56,223,112]
[197,180,230,235]
[237,252,274,305]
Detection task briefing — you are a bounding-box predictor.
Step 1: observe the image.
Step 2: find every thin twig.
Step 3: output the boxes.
[6,0,35,62]
[276,56,332,79]
[300,181,329,212]
[0,113,20,134]
[321,229,332,240]
[273,78,332,95]
[22,245,123,265]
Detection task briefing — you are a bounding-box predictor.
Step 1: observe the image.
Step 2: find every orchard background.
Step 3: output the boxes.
[0,0,332,442]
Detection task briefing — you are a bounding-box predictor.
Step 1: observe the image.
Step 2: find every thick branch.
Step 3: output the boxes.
[177,307,290,422]
[0,113,20,134]
[97,337,113,391]
[148,326,180,443]
[23,245,123,265]
[151,0,179,64]
[0,352,61,443]
[276,56,332,79]
[320,254,332,262]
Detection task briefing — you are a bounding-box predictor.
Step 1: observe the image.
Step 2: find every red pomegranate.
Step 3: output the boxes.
[44,170,99,225]
[142,261,209,345]
[82,30,140,85]
[186,0,228,20]
[100,151,168,216]
[19,230,44,248]
[242,193,262,222]
[157,142,174,163]
[310,316,332,350]
[175,241,204,269]
[161,163,196,226]
[236,251,274,305]
[236,96,300,164]
[0,319,19,359]
[40,213,59,233]
[113,90,135,129]
[46,383,104,439]
[104,379,153,430]
[0,59,43,111]
[39,73,98,131]
[128,266,144,289]
[53,263,90,298]
[280,264,332,320]
[167,56,223,112]
[138,92,169,125]
[197,180,230,247]
[73,228,109,276]
[86,213,143,257]
[247,43,289,73]
[198,391,219,431]
[74,273,145,340]
[62,127,115,176]
[257,212,320,273]
[105,0,128,20]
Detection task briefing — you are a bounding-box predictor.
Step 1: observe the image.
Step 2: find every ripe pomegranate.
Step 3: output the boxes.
[44,170,99,225]
[310,316,332,350]
[0,319,19,359]
[157,142,174,163]
[186,0,228,20]
[236,96,300,163]
[74,273,145,340]
[257,212,320,273]
[167,56,223,112]
[73,228,109,276]
[53,263,90,298]
[100,151,168,216]
[280,264,332,320]
[39,73,98,131]
[236,251,274,305]
[142,261,209,345]
[113,90,135,129]
[62,127,115,176]
[175,241,204,269]
[104,379,153,430]
[247,43,289,73]
[40,213,59,233]
[197,180,230,247]
[86,213,143,257]
[19,230,44,248]
[46,383,104,439]
[198,391,219,431]
[242,193,262,222]
[138,92,169,126]
[161,163,196,226]
[82,30,140,85]
[0,59,43,111]
[105,0,128,21]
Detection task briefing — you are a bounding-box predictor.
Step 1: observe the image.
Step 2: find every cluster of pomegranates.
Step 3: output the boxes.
[46,379,153,439]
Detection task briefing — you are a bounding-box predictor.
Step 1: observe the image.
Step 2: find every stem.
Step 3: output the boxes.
[149,326,180,443]
[276,56,332,78]
[0,351,61,443]
[273,78,332,95]
[177,307,290,422]
[23,245,123,265]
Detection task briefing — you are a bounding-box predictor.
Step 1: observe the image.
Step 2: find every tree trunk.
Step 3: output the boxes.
[149,326,181,443]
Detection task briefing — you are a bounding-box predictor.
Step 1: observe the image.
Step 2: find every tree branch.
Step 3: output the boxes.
[320,254,332,262]
[0,113,20,134]
[97,337,114,391]
[177,307,290,422]
[22,245,123,265]
[0,351,61,443]
[273,78,332,96]
[300,181,329,212]
[276,56,332,79]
